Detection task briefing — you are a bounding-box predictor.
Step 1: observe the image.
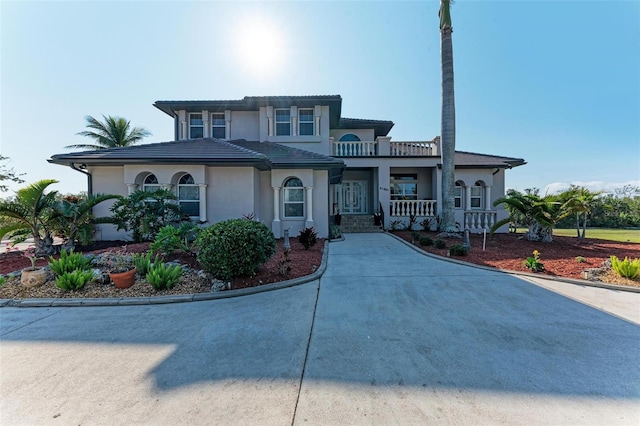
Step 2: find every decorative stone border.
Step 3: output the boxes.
[0,241,330,308]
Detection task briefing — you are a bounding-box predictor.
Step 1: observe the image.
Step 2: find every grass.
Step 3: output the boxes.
[516,227,640,243]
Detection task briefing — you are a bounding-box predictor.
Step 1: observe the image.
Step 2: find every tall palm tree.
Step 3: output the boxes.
[0,179,60,255]
[439,0,457,233]
[65,115,151,150]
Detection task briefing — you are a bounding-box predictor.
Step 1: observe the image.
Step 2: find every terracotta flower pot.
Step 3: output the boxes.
[21,268,47,287]
[109,269,136,289]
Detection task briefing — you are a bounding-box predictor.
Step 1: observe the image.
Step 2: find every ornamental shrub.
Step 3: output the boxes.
[610,255,640,279]
[195,219,276,280]
[419,236,433,246]
[449,244,469,256]
[150,223,198,255]
[55,270,94,291]
[132,251,156,277]
[434,239,446,249]
[298,227,318,250]
[48,250,93,276]
[146,261,182,290]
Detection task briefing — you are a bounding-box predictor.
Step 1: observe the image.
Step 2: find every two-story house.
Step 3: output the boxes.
[49,95,525,240]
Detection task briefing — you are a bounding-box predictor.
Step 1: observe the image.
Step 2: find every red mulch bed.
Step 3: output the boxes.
[391,231,640,281]
[0,239,324,291]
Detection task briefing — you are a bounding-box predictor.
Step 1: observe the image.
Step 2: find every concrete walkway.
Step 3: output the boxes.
[1,233,639,425]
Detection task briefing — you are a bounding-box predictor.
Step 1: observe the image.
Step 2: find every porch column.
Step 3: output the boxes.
[126,183,138,195]
[266,106,274,137]
[465,185,471,211]
[485,186,492,210]
[314,105,322,136]
[225,110,231,139]
[202,110,209,138]
[305,186,314,228]
[272,186,281,237]
[198,184,207,222]
[291,106,298,137]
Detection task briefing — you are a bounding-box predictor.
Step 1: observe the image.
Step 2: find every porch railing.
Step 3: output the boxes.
[390,141,437,156]
[390,200,437,217]
[332,139,439,157]
[332,141,377,157]
[464,210,497,231]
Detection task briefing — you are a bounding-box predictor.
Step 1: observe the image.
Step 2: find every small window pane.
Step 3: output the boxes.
[284,203,304,217]
[276,123,290,136]
[299,109,313,121]
[284,178,302,187]
[284,189,303,202]
[179,186,199,200]
[275,109,290,121]
[212,127,226,138]
[180,202,199,217]
[179,174,194,185]
[471,187,482,197]
[190,114,203,125]
[471,198,481,208]
[299,122,314,136]
[211,113,225,125]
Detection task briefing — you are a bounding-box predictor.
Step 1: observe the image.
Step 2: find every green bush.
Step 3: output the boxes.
[150,223,199,255]
[449,244,469,256]
[49,250,93,276]
[575,256,586,263]
[55,270,94,291]
[146,261,182,290]
[298,227,318,250]
[434,239,446,249]
[132,251,156,277]
[610,255,640,279]
[330,225,342,239]
[419,236,433,246]
[195,219,276,280]
[0,276,6,288]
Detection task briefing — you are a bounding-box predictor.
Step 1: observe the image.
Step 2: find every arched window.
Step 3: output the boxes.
[339,134,361,142]
[454,181,463,209]
[471,181,484,209]
[283,177,304,218]
[178,174,199,217]
[143,174,161,192]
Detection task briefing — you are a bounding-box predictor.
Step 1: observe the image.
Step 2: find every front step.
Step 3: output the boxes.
[338,215,384,233]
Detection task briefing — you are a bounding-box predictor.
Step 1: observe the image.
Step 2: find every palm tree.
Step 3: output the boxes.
[53,193,121,251]
[0,179,60,256]
[65,115,151,150]
[559,186,600,240]
[490,192,575,243]
[439,0,457,233]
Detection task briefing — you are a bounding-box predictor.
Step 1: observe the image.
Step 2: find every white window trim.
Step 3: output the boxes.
[470,185,483,210]
[177,174,200,218]
[454,183,463,209]
[189,113,204,139]
[298,108,314,136]
[390,174,418,201]
[275,108,291,136]
[211,113,225,139]
[143,174,161,192]
[283,178,304,219]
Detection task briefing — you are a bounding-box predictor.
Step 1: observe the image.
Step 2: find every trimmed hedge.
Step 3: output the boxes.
[195,219,276,280]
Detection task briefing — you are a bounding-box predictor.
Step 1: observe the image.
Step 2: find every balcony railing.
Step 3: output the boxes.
[332,139,439,157]
[464,210,497,231]
[332,141,377,157]
[390,141,437,156]
[390,200,437,217]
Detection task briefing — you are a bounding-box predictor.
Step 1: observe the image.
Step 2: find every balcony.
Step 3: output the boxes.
[332,138,439,157]
[390,200,437,217]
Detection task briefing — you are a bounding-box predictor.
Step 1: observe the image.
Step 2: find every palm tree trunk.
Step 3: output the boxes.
[440,23,457,233]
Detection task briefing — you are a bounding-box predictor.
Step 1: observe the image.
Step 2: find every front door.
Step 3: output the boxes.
[337,180,368,214]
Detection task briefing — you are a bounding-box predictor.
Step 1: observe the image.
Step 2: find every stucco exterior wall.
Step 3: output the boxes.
[230,111,260,141]
[207,167,256,222]
[88,166,129,241]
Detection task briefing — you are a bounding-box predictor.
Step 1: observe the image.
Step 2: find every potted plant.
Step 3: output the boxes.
[101,251,136,288]
[373,211,382,226]
[334,210,342,226]
[21,246,47,287]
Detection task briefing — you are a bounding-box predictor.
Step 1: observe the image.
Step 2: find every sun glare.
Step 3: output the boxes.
[233,16,286,78]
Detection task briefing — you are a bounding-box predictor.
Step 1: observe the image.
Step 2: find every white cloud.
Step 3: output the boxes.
[542,180,640,195]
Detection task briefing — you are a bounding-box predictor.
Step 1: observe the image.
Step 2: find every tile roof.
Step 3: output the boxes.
[337,117,395,138]
[454,151,526,168]
[49,138,346,172]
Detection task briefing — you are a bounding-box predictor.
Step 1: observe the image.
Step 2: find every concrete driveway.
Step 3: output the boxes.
[1,233,639,425]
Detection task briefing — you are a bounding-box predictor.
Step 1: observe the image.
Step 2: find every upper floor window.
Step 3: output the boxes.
[390,174,417,200]
[211,113,225,139]
[189,113,204,139]
[339,134,361,142]
[454,181,463,208]
[178,174,199,217]
[283,177,304,218]
[275,109,291,136]
[143,174,161,192]
[299,109,314,136]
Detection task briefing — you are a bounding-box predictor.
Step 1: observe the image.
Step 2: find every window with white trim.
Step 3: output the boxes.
[470,183,483,209]
[298,109,314,136]
[143,174,161,192]
[189,113,204,138]
[283,177,304,218]
[454,182,463,208]
[390,174,417,200]
[211,113,225,139]
[275,109,291,136]
[178,174,199,217]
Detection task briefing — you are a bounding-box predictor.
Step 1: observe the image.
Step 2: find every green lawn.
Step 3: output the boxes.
[516,228,640,243]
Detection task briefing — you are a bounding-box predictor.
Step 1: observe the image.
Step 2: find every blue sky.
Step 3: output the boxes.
[1,0,639,196]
